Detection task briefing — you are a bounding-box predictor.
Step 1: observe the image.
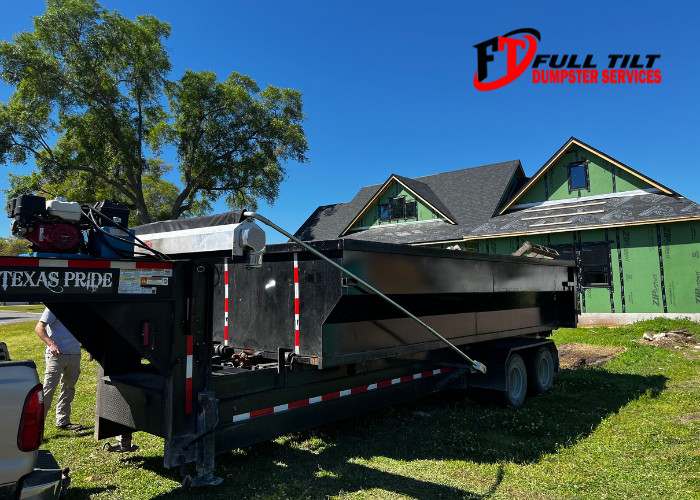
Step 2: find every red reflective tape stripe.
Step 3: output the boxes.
[231,367,452,422]
[250,407,274,418]
[295,330,299,347]
[294,267,299,282]
[136,262,172,269]
[224,325,228,341]
[68,260,111,268]
[294,298,299,314]
[225,300,229,312]
[185,378,192,414]
[0,258,38,267]
[187,335,193,356]
[224,271,229,285]
[143,323,149,346]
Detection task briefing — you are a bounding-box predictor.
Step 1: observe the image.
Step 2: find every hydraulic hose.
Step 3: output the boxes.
[243,211,487,374]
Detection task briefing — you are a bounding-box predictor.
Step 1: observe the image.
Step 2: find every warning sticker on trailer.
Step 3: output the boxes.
[118,268,172,294]
[140,277,169,286]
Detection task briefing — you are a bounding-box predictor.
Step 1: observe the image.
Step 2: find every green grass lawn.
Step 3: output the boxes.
[0,304,45,313]
[2,319,699,499]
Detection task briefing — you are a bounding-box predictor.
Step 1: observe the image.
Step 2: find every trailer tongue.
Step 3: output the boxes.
[0,201,576,486]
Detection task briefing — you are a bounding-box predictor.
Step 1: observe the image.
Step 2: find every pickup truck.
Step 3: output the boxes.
[0,342,67,499]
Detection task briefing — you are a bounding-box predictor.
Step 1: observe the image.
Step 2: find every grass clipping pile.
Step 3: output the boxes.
[632,326,700,355]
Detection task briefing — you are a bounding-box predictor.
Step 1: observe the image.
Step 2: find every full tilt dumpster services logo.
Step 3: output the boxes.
[473,28,661,91]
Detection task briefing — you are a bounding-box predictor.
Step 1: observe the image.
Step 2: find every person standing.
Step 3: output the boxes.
[35,307,83,431]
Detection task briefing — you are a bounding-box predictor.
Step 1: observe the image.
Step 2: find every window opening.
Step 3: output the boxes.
[405,200,417,219]
[568,161,589,192]
[389,196,405,220]
[551,242,610,287]
[379,204,390,222]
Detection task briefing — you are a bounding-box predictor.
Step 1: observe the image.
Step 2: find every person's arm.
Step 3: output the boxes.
[35,321,60,356]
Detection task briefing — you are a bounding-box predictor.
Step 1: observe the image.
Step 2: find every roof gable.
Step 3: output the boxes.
[339,174,457,236]
[498,137,675,215]
[294,160,523,244]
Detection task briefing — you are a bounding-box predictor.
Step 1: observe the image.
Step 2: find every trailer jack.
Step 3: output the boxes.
[180,392,223,487]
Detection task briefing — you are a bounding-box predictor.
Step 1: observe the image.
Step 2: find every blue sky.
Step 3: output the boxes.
[1,0,698,243]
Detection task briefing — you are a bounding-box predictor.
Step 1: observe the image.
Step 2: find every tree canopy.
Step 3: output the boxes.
[0,0,308,224]
[0,235,32,256]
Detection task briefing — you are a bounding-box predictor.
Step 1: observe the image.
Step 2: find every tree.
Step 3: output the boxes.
[6,161,211,225]
[0,0,308,224]
[0,236,33,256]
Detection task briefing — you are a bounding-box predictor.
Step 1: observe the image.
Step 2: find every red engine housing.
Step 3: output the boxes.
[24,223,81,253]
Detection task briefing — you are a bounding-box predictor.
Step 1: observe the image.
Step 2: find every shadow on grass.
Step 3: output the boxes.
[66,485,117,499]
[124,368,666,499]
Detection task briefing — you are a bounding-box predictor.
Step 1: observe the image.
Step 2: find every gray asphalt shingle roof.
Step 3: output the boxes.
[467,193,700,239]
[293,160,523,244]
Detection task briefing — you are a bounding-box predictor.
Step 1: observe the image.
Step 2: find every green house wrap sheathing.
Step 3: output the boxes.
[659,221,700,312]
[517,148,654,205]
[350,180,441,230]
[468,220,700,314]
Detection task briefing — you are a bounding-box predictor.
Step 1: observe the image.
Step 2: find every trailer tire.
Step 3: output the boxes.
[504,354,527,408]
[527,346,554,395]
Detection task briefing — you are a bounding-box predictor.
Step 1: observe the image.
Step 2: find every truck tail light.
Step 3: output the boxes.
[17,383,45,452]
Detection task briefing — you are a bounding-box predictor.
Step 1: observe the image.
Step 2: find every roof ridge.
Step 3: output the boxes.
[412,160,520,180]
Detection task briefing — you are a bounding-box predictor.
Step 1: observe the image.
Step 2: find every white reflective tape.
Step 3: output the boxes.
[228,368,448,422]
[111,261,136,269]
[294,283,299,295]
[39,259,69,267]
[186,355,193,378]
[225,313,229,323]
[294,316,299,329]
[294,253,298,268]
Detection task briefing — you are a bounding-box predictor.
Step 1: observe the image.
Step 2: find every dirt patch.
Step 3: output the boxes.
[558,343,626,369]
[676,412,700,425]
[632,327,700,350]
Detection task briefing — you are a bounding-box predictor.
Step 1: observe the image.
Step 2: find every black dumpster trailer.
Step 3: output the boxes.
[0,237,576,485]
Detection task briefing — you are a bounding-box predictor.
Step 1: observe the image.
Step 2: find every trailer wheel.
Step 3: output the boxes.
[528,346,554,395]
[504,354,527,408]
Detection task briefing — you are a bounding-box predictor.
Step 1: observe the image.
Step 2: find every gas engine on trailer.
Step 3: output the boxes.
[7,194,135,257]
[6,194,268,267]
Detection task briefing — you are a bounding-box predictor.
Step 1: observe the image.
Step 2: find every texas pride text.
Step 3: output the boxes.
[0,270,113,293]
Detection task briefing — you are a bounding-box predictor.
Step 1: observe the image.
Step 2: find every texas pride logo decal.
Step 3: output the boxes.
[473,29,661,91]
